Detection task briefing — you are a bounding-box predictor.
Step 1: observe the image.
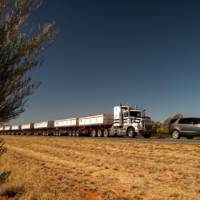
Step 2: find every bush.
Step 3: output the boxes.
[156,125,170,138]
[0,185,24,198]
[0,171,11,185]
[0,139,6,157]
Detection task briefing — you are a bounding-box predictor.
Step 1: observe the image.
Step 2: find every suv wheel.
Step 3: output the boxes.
[172,130,180,139]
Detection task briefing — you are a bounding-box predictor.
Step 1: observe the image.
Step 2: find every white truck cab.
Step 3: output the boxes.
[111,105,152,138]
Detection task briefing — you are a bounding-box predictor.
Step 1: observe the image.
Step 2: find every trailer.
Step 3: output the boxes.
[0,126,4,135]
[0,105,153,138]
[21,123,34,135]
[33,121,54,136]
[2,126,11,135]
[54,118,77,136]
[11,125,20,135]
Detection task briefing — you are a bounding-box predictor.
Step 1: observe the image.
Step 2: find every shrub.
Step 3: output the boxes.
[0,171,11,185]
[156,125,170,138]
[0,139,6,157]
[0,185,24,198]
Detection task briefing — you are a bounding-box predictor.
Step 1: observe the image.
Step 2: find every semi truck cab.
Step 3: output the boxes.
[111,105,152,138]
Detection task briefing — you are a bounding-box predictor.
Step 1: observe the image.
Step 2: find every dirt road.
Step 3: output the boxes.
[0,136,200,200]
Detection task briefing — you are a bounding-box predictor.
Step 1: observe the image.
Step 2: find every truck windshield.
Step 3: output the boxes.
[129,111,142,117]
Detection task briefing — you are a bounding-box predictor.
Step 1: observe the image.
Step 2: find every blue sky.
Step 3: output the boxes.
[11,0,200,124]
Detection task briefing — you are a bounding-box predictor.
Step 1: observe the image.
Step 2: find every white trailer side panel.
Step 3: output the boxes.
[4,126,10,131]
[21,124,31,130]
[34,121,48,129]
[12,125,20,130]
[79,113,113,126]
[0,127,3,131]
[34,121,54,129]
[54,118,77,127]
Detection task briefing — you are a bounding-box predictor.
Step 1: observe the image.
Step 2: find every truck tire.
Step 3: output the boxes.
[97,129,102,137]
[172,130,180,139]
[103,129,109,137]
[127,128,135,138]
[143,132,151,138]
[91,129,96,137]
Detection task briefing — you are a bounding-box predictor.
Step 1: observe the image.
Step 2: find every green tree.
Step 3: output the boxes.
[0,0,56,123]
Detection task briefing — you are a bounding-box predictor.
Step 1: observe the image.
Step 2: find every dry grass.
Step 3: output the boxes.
[0,136,200,200]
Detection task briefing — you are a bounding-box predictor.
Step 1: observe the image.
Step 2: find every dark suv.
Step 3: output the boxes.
[169,117,200,139]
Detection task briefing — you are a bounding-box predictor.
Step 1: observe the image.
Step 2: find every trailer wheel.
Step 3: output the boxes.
[68,131,72,136]
[76,130,80,137]
[103,129,109,137]
[127,128,135,138]
[91,129,96,137]
[97,129,102,137]
[72,131,76,137]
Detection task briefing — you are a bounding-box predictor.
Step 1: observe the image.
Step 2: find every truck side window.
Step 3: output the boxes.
[124,112,128,117]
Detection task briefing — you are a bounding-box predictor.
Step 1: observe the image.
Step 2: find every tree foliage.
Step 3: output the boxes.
[0,0,56,123]
[163,113,183,125]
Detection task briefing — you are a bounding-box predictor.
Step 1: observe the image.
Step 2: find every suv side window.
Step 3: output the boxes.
[188,118,195,124]
[178,118,188,124]
[193,118,200,124]
[178,118,194,124]
[197,118,200,124]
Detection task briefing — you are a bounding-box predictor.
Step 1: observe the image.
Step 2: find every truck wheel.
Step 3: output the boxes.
[143,132,151,138]
[91,129,96,137]
[97,129,102,137]
[127,128,135,138]
[103,129,109,137]
[172,130,180,139]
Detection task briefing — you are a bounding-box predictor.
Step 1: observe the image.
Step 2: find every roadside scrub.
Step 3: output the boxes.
[155,124,170,138]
